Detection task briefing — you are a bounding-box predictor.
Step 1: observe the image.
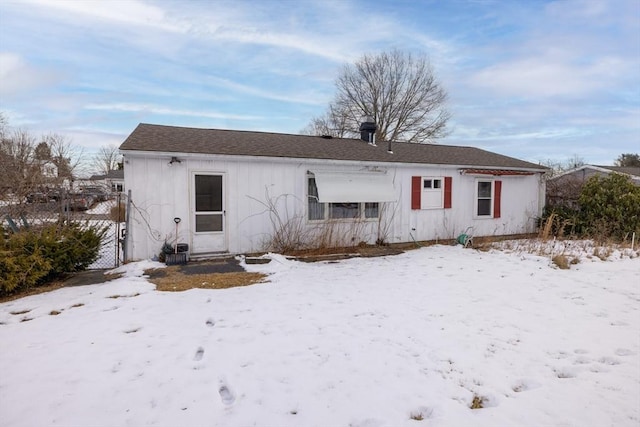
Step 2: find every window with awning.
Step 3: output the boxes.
[307,171,396,221]
[311,171,396,203]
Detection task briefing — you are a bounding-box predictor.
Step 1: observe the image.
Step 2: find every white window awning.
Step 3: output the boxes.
[312,170,396,203]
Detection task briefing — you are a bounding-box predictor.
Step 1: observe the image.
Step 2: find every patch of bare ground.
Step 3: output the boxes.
[147,267,268,292]
[0,282,67,303]
[0,273,124,303]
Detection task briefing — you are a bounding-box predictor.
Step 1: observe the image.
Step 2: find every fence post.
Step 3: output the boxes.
[123,189,132,263]
[115,193,121,267]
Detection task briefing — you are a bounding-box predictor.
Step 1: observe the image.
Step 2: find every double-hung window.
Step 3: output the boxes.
[475,180,502,218]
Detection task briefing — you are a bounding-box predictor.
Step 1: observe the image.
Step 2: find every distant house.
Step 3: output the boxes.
[39,160,58,180]
[89,169,125,193]
[547,165,640,207]
[119,122,547,261]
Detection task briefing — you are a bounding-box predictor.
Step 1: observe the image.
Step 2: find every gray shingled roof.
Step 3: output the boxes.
[120,123,546,170]
[595,165,640,177]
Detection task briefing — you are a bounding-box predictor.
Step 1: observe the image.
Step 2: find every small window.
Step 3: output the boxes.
[476,181,493,216]
[421,177,444,209]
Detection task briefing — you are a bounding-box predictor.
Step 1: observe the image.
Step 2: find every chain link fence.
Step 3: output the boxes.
[1,190,128,270]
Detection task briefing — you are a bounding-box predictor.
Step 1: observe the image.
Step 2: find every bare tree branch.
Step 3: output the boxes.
[306,49,450,143]
[44,133,86,181]
[92,145,121,175]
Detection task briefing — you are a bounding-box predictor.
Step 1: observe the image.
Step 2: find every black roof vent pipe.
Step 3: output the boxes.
[359,115,377,145]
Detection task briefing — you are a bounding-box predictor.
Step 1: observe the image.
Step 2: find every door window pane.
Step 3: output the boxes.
[196,214,223,232]
[195,175,222,212]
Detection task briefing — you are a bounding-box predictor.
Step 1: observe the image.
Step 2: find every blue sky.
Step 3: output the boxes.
[0,0,638,166]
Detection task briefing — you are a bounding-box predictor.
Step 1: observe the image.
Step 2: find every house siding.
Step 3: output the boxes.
[124,152,544,260]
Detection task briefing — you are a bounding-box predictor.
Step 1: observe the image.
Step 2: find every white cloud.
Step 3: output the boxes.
[0,53,60,98]
[469,56,625,98]
[24,0,186,33]
[85,103,263,121]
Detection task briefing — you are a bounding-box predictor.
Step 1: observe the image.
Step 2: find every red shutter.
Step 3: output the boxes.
[411,176,421,209]
[493,180,502,218]
[444,176,452,209]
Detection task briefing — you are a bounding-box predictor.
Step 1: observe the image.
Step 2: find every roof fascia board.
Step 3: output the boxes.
[120,150,547,172]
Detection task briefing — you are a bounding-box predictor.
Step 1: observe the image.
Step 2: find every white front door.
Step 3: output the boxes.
[191,173,227,253]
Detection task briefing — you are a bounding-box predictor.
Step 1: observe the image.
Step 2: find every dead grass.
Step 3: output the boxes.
[409,412,424,421]
[540,213,556,240]
[106,293,140,299]
[470,395,485,409]
[148,270,268,292]
[552,254,570,269]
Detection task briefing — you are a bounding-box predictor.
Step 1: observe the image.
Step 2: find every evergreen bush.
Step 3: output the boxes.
[0,222,107,296]
[579,174,640,240]
[543,173,640,241]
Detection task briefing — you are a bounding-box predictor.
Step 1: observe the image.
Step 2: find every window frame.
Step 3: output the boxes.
[475,179,494,218]
[307,175,380,222]
[421,176,445,209]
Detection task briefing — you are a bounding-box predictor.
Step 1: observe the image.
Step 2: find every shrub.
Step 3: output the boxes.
[0,248,51,294]
[0,222,106,296]
[544,173,640,241]
[579,173,640,240]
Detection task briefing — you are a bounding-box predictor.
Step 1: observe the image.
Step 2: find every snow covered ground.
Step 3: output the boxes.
[1,244,638,427]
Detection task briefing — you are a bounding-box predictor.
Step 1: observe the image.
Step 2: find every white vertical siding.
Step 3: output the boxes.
[124,153,543,260]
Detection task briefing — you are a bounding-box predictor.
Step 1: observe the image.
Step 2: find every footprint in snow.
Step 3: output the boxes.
[598,356,621,365]
[205,318,215,327]
[218,384,235,405]
[615,348,636,357]
[512,379,540,392]
[194,347,205,361]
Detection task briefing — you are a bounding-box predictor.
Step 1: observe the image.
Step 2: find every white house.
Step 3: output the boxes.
[119,123,547,261]
[89,169,125,193]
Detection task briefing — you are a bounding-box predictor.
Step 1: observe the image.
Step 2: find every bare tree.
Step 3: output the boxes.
[0,129,39,200]
[305,49,450,143]
[0,112,7,140]
[44,133,86,182]
[540,154,585,178]
[301,104,352,138]
[92,144,121,175]
[615,153,640,167]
